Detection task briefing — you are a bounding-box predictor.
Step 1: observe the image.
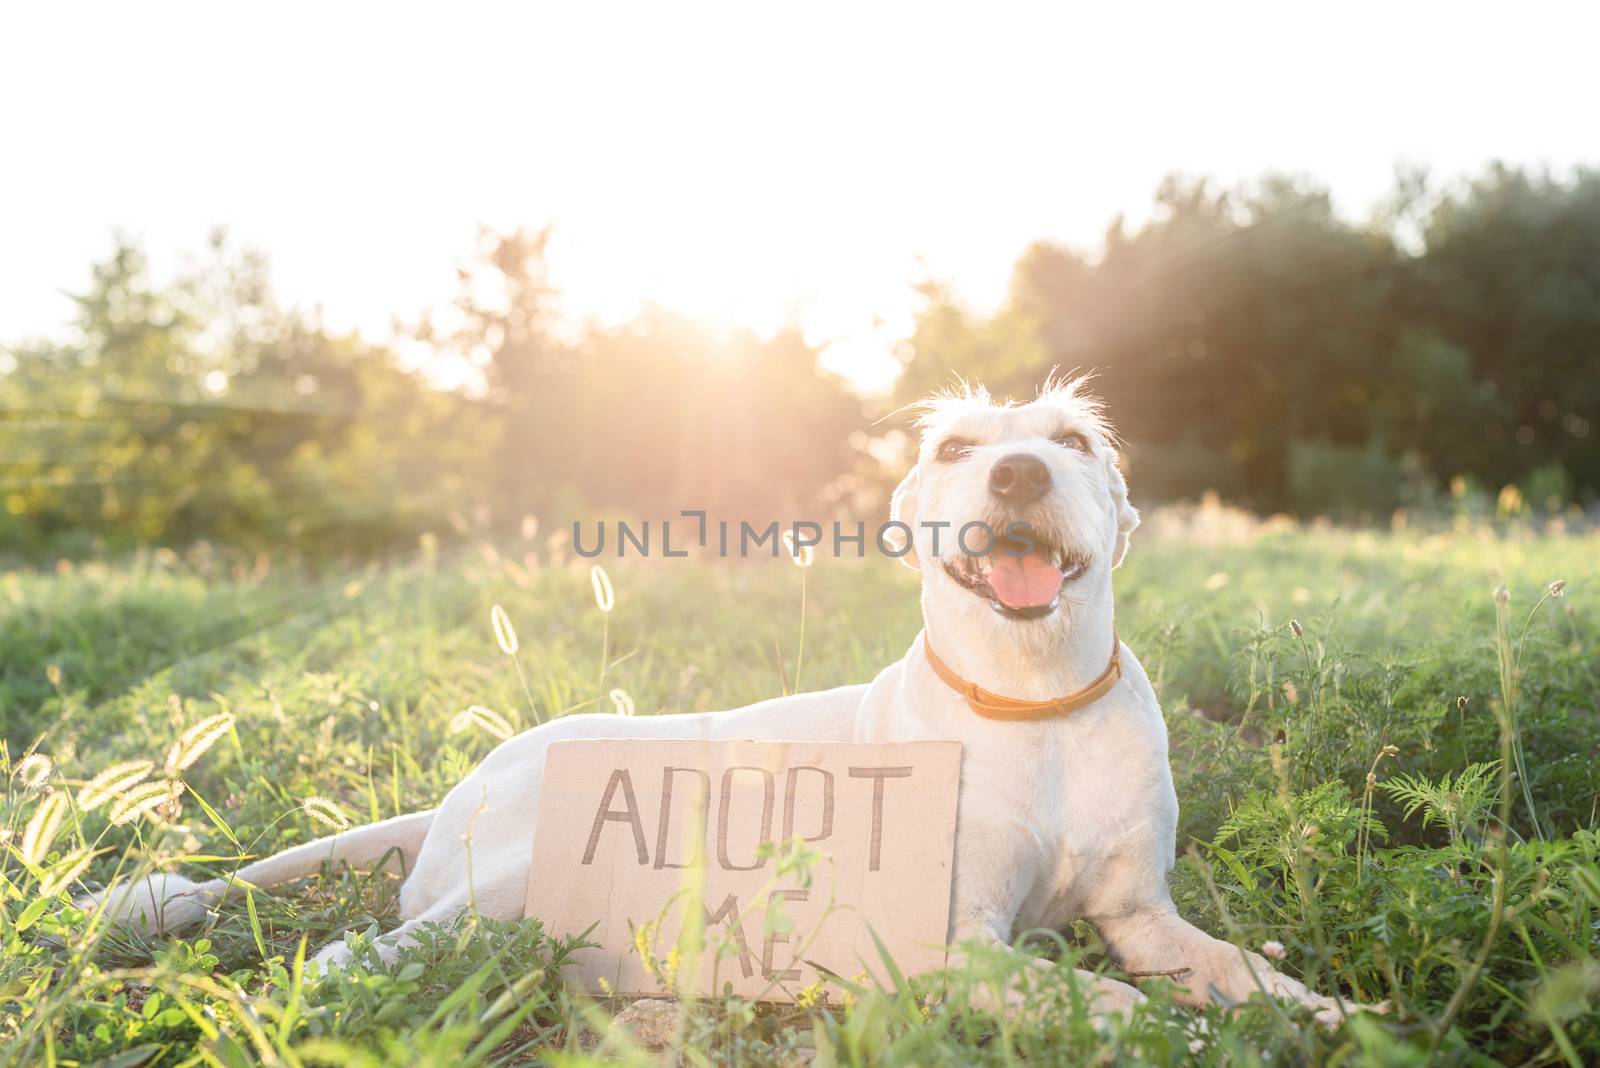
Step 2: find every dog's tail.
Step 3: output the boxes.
[78,808,438,933]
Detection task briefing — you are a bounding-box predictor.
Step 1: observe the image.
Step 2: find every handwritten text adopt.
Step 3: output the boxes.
[525,739,960,1000]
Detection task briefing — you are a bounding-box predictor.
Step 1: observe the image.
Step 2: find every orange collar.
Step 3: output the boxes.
[922,630,1122,721]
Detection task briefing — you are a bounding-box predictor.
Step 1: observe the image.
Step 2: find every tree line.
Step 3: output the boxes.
[906,165,1598,516]
[1,164,1595,557]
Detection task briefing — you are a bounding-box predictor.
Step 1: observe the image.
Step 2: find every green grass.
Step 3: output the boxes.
[3,511,1598,1066]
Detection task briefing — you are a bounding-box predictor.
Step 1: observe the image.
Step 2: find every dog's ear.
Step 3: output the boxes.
[888,464,921,571]
[1104,448,1140,568]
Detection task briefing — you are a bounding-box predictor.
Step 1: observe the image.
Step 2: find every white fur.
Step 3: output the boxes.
[82,380,1356,1024]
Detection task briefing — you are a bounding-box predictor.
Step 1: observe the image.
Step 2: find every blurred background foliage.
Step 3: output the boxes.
[3,163,1596,559]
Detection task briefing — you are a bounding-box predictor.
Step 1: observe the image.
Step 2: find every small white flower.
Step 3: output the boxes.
[1261,940,1287,961]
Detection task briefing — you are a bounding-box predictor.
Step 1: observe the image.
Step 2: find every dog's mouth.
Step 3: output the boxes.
[940,529,1089,620]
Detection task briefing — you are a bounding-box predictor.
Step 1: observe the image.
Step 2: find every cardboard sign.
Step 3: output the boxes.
[525,738,960,1001]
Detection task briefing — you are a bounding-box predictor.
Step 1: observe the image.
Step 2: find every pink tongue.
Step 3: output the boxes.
[987,552,1065,609]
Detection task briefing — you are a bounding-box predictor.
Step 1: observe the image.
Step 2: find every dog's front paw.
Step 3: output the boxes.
[1237,950,1387,1029]
[309,937,357,975]
[1025,965,1147,1027]
[1084,975,1147,1021]
[1303,994,1389,1030]
[1309,995,1390,1029]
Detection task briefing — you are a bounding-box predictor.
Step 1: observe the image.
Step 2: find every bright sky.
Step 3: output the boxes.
[2,1,1595,392]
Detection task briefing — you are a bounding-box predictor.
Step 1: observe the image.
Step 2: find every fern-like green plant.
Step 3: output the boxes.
[1216,780,1380,883]
[1380,761,1500,845]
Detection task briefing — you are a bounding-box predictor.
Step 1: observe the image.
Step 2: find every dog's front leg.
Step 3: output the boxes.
[947,918,1146,1022]
[1095,904,1352,1027]
[311,893,470,972]
[947,823,1143,1022]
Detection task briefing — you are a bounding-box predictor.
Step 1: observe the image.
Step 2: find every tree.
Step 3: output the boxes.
[1410,165,1600,499]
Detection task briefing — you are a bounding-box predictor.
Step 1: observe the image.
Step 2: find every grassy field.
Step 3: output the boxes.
[3,506,1597,1066]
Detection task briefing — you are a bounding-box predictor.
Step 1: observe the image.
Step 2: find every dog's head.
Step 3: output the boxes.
[890,376,1138,629]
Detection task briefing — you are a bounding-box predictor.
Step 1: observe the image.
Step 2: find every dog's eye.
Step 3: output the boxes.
[1052,431,1090,453]
[935,439,972,463]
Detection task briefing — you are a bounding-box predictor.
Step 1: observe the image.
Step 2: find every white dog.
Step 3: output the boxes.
[87,378,1353,1024]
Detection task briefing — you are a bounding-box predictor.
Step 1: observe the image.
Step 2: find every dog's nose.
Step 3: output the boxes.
[988,453,1052,505]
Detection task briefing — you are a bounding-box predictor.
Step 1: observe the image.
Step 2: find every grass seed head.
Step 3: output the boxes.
[490,604,519,655]
[22,791,70,865]
[1494,584,1510,605]
[301,795,352,831]
[609,688,636,716]
[782,530,816,568]
[1457,695,1469,711]
[39,847,97,897]
[1289,619,1303,638]
[1548,578,1567,597]
[109,781,185,827]
[17,753,53,791]
[591,564,615,613]
[165,712,236,773]
[450,704,513,740]
[79,759,156,810]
